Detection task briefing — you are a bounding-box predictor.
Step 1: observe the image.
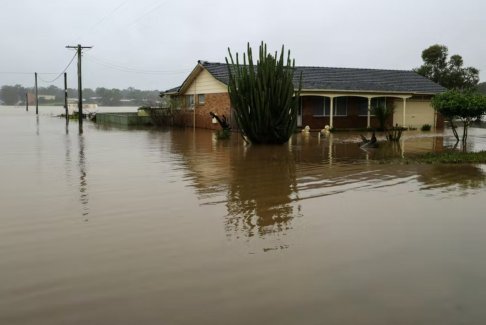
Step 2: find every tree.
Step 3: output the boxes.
[0,83,161,107]
[82,88,96,100]
[44,85,61,96]
[415,44,479,91]
[226,42,302,144]
[0,85,25,105]
[431,90,486,143]
[107,88,122,106]
[478,82,486,95]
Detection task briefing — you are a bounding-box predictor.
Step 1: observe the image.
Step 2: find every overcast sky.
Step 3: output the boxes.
[1,0,485,91]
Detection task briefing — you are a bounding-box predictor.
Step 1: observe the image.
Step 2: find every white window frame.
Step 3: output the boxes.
[198,94,205,105]
[186,95,195,110]
[358,97,386,116]
[324,97,347,117]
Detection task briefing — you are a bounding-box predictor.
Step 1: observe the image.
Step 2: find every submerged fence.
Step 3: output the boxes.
[95,112,152,127]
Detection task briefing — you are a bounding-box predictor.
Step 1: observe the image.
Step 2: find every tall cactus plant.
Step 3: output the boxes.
[226,42,302,144]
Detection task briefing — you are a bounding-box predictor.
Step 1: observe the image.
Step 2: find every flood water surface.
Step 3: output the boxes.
[1,106,486,324]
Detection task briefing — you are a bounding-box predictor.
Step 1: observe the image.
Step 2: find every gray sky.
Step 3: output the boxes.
[1,0,485,91]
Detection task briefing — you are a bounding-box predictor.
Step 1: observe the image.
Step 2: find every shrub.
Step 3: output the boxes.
[432,90,486,143]
[373,103,395,131]
[226,42,302,144]
[385,124,404,142]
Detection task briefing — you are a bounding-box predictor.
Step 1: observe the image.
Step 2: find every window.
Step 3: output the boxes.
[358,97,386,116]
[185,95,194,109]
[372,97,386,111]
[311,97,347,116]
[314,97,331,116]
[311,97,328,116]
[357,98,369,116]
[198,94,205,105]
[325,97,348,116]
[371,97,386,116]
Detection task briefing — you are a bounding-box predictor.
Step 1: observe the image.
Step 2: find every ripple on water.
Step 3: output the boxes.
[2,107,486,325]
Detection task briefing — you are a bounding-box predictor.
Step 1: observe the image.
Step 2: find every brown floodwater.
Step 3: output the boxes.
[1,106,486,325]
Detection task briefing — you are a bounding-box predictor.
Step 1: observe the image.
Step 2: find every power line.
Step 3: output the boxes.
[1,52,77,90]
[0,71,57,75]
[85,1,129,32]
[124,0,169,29]
[71,0,166,44]
[84,53,190,75]
[37,52,77,83]
[72,0,129,41]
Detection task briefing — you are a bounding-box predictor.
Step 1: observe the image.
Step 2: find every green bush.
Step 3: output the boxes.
[431,90,486,142]
[373,103,395,131]
[421,124,432,131]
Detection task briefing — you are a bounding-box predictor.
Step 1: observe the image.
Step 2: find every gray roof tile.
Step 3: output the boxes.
[162,85,181,94]
[200,61,445,94]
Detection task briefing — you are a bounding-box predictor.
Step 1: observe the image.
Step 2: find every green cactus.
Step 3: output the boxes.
[226,42,302,144]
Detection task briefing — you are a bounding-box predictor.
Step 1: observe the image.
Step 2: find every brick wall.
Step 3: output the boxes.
[178,93,443,130]
[301,96,391,130]
[302,96,412,130]
[178,93,231,130]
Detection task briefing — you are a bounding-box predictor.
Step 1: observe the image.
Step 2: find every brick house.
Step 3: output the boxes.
[164,61,445,130]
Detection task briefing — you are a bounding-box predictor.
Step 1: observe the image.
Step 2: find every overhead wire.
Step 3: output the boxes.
[72,0,130,41]
[67,0,183,77]
[85,1,129,34]
[84,53,190,75]
[123,0,169,29]
[72,0,167,43]
[19,1,187,88]
[0,72,57,75]
[37,52,77,83]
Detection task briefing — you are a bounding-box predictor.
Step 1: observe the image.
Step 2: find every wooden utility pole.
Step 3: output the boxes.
[64,72,68,121]
[25,93,28,111]
[35,72,38,115]
[66,44,92,133]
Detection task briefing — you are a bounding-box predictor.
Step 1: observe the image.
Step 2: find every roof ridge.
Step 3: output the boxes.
[296,66,415,73]
[200,61,415,73]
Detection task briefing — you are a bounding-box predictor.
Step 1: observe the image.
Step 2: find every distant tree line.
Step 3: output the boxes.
[0,84,161,106]
[478,82,486,95]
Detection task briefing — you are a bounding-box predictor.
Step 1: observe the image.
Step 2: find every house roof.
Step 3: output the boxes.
[165,61,446,95]
[162,85,181,95]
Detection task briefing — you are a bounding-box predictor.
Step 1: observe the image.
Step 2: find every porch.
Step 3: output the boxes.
[298,93,413,130]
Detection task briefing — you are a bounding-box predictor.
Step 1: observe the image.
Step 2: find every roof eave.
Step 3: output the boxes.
[177,63,205,95]
[163,91,179,96]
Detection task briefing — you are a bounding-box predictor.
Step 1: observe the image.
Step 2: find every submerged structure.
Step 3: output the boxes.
[164,61,445,130]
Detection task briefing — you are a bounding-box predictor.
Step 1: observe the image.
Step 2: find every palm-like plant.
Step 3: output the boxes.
[226,42,302,144]
[373,103,395,131]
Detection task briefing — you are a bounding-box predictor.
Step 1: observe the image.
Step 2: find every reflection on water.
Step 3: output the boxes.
[62,130,90,218]
[166,127,483,244]
[168,130,300,249]
[418,164,486,194]
[3,106,486,325]
[225,145,300,239]
[78,135,89,217]
[36,115,39,136]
